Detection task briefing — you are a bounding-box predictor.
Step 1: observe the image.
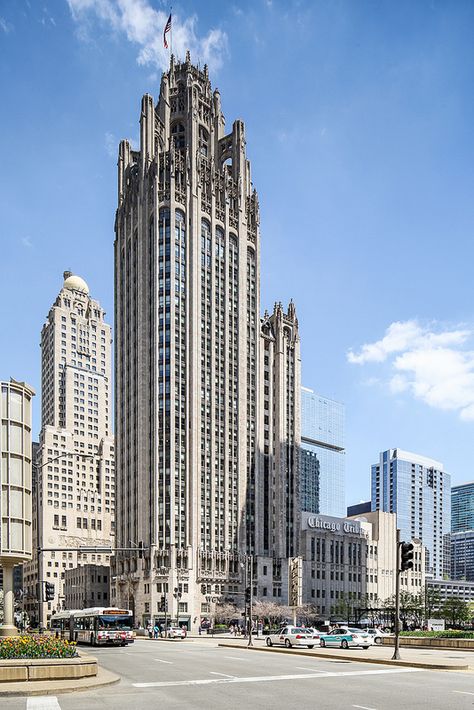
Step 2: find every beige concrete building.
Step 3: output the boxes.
[349,510,425,604]
[0,379,35,635]
[64,564,110,610]
[113,56,301,629]
[23,273,115,627]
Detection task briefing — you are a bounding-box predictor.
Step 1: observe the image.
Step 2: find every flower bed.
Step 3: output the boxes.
[0,635,77,659]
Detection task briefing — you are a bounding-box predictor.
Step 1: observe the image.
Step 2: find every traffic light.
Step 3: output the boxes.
[160,595,168,612]
[245,586,251,604]
[138,541,144,559]
[400,542,414,571]
[45,582,55,602]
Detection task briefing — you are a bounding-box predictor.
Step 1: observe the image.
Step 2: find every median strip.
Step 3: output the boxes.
[217,643,469,671]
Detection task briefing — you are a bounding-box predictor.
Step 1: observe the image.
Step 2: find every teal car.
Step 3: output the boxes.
[319,627,373,649]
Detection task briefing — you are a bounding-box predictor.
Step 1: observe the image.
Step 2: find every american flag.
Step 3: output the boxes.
[163,13,172,49]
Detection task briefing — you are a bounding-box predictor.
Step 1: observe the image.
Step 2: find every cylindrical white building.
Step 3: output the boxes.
[0,378,35,635]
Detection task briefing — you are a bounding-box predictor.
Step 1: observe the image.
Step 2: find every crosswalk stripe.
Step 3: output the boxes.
[27,697,61,710]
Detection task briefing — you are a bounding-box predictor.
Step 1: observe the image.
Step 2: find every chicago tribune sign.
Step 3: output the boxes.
[302,512,362,536]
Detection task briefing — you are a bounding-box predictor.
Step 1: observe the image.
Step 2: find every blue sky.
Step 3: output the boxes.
[1,0,474,506]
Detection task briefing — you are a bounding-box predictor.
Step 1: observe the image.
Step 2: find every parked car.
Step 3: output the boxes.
[167,626,186,639]
[265,626,320,649]
[319,627,373,649]
[366,628,389,644]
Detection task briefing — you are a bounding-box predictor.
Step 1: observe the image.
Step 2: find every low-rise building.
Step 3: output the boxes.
[426,578,474,605]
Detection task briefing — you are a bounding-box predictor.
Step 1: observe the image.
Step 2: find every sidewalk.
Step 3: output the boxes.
[217,638,472,671]
[0,665,120,697]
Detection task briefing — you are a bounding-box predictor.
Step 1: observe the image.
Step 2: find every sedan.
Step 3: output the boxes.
[366,628,389,645]
[319,627,373,649]
[167,626,186,639]
[265,626,320,649]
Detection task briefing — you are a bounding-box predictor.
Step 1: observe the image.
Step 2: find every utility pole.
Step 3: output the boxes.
[392,528,401,660]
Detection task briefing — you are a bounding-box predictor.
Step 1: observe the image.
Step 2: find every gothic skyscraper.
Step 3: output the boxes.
[114,55,300,627]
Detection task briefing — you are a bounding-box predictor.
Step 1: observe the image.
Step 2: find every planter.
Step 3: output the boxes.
[0,650,97,682]
[382,636,474,650]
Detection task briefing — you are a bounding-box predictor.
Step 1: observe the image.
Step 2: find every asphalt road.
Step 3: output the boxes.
[3,638,474,710]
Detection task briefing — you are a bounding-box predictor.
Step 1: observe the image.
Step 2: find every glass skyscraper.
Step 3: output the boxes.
[452,482,474,533]
[300,387,345,517]
[371,449,451,578]
[451,482,474,581]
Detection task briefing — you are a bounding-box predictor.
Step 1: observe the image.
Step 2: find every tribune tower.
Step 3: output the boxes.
[114,55,300,628]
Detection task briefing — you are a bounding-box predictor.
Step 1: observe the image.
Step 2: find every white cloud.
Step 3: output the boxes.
[104,131,116,158]
[348,320,474,420]
[67,0,228,72]
[21,236,33,248]
[0,16,12,33]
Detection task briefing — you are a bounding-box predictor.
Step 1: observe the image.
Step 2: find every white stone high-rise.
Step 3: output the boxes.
[113,55,301,628]
[23,273,115,627]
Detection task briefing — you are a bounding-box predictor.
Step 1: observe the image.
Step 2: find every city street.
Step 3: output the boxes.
[3,638,474,710]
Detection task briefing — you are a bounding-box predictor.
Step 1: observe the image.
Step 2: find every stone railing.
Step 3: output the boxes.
[0,650,97,682]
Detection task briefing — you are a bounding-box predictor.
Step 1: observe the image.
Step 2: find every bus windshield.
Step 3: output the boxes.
[97,615,133,630]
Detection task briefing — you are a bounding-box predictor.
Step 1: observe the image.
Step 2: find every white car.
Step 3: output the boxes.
[167,626,186,639]
[366,628,389,645]
[319,627,374,649]
[265,626,320,649]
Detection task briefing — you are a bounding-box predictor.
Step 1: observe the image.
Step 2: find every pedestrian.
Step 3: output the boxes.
[153,623,159,639]
[147,623,153,639]
[181,624,187,638]
[229,623,234,637]
[198,624,202,636]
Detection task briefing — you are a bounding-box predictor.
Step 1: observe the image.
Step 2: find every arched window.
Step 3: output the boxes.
[172,123,185,150]
[199,126,209,157]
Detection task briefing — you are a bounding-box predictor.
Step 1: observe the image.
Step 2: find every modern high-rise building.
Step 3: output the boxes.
[450,481,474,582]
[371,449,451,579]
[23,273,115,627]
[300,387,345,517]
[113,55,300,628]
[452,482,474,533]
[451,530,474,582]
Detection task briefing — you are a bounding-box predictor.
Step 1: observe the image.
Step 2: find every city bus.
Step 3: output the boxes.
[51,607,134,646]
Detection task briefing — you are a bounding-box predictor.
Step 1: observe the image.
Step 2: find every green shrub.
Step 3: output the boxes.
[400,630,474,639]
[0,635,77,659]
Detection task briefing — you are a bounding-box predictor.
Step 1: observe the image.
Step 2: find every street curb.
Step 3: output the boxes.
[0,666,121,697]
[217,643,470,671]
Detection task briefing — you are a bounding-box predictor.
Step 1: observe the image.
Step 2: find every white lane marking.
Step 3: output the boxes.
[353,705,378,710]
[154,658,173,664]
[296,666,327,672]
[133,667,422,688]
[224,655,248,661]
[27,698,61,710]
[453,691,474,696]
[210,672,236,678]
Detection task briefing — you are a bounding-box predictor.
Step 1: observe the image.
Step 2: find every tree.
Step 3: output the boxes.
[423,587,442,621]
[214,602,238,625]
[441,598,471,628]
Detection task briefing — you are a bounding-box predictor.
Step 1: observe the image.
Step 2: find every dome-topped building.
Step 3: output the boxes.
[63,270,89,295]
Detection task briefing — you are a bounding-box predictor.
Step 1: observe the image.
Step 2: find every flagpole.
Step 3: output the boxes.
[170,6,173,58]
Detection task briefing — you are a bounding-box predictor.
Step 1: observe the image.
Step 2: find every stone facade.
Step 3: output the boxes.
[350,510,425,604]
[64,564,110,609]
[113,56,301,629]
[23,274,115,627]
